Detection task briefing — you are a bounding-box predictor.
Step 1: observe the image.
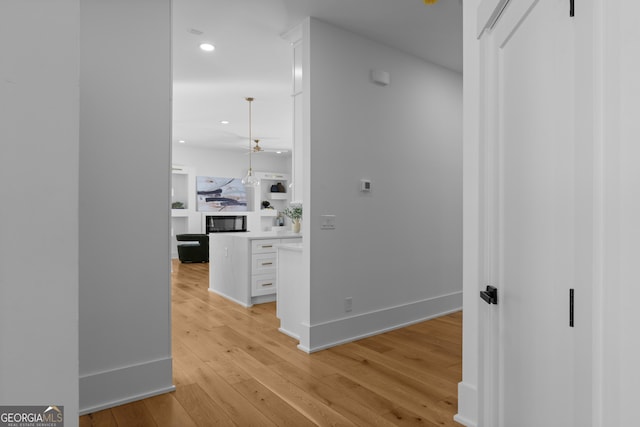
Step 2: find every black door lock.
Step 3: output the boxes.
[480,285,498,305]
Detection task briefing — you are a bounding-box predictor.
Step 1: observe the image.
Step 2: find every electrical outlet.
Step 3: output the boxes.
[344,297,353,312]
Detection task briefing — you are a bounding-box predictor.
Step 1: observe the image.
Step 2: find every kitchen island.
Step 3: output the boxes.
[208,231,302,307]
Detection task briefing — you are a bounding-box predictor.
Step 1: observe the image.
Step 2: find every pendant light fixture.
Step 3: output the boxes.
[242,97,260,187]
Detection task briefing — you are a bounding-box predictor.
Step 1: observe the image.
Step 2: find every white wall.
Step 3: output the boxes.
[304,19,462,350]
[78,0,174,413]
[172,144,290,178]
[0,1,79,422]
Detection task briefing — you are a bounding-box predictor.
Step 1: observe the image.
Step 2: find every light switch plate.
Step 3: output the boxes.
[321,214,336,230]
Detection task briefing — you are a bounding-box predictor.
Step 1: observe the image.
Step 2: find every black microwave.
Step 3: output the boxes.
[205,215,247,233]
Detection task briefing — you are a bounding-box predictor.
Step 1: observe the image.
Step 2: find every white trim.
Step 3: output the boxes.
[80,386,176,416]
[79,357,174,414]
[455,382,479,427]
[477,0,510,37]
[460,1,482,426]
[305,292,462,353]
[252,294,277,305]
[208,287,277,307]
[591,0,608,425]
[478,8,501,425]
[208,288,251,307]
[278,327,299,340]
[454,414,478,427]
[598,0,623,425]
[281,24,302,44]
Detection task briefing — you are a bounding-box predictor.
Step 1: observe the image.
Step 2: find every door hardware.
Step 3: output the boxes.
[480,285,498,305]
[569,288,574,327]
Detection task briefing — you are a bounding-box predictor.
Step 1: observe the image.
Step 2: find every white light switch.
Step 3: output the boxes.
[321,215,336,230]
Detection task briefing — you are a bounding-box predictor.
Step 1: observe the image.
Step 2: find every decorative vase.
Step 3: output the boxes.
[292,219,301,233]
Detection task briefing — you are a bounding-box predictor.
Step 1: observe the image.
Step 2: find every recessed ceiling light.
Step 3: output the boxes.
[220,120,230,125]
[178,140,186,144]
[199,43,215,52]
[276,151,282,154]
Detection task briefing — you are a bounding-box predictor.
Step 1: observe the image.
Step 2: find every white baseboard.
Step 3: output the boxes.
[208,288,250,307]
[454,381,478,427]
[453,414,477,427]
[251,294,277,305]
[79,356,175,415]
[207,288,276,307]
[278,327,299,340]
[306,291,462,353]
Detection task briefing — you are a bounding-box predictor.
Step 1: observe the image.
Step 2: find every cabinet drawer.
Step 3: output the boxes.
[251,239,279,254]
[251,274,276,296]
[252,253,277,274]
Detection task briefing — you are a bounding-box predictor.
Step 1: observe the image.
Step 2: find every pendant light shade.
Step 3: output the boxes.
[242,169,259,186]
[242,97,260,187]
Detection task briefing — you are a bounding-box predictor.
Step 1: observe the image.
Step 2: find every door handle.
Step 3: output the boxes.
[480,285,498,305]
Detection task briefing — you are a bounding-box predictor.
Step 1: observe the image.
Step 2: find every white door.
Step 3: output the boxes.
[479,0,578,425]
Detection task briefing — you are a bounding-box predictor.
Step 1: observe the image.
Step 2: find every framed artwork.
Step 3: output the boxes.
[196,176,247,212]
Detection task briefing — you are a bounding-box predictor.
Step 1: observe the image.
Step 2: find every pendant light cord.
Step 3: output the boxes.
[246,97,254,174]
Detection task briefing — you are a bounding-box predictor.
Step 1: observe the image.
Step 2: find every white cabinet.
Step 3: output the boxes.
[250,238,297,297]
[252,253,277,272]
[251,275,277,297]
[209,232,302,306]
[251,239,279,253]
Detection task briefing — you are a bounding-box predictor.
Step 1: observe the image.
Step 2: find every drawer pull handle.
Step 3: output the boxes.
[261,262,273,266]
[262,245,273,248]
[261,283,273,287]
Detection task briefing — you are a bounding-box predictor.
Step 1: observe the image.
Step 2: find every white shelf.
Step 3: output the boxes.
[171,209,189,217]
[200,211,249,216]
[260,172,288,180]
[255,171,290,232]
[268,192,288,200]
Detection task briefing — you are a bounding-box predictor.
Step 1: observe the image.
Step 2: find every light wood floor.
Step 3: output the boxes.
[80,261,462,426]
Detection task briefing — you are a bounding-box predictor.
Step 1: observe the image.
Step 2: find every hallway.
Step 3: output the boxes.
[80,261,462,426]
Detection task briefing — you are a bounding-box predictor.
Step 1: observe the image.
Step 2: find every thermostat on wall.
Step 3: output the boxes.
[370,69,390,86]
[360,179,371,192]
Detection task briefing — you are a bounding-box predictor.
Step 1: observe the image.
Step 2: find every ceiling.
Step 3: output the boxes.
[172,0,463,154]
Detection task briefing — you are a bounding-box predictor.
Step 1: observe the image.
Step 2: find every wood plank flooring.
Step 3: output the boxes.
[80,261,462,426]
